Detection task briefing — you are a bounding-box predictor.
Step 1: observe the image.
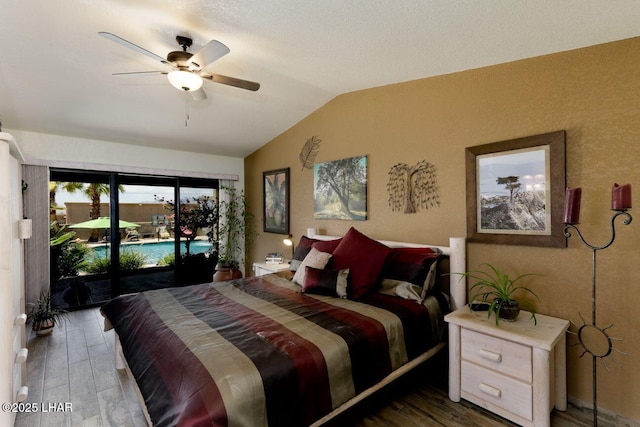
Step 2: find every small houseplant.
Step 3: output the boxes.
[27,291,67,336]
[460,263,540,325]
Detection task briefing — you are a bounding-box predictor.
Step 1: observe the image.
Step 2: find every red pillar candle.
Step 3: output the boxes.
[563,187,582,224]
[611,183,632,211]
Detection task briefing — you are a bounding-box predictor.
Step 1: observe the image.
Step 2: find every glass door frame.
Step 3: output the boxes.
[50,168,219,306]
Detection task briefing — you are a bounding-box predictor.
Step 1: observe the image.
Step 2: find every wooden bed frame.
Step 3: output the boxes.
[112,235,467,426]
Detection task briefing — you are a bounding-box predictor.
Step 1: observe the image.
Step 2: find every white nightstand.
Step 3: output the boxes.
[445,308,569,427]
[252,262,290,276]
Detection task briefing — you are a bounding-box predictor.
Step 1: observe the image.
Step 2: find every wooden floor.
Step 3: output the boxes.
[15,308,634,427]
[15,308,148,427]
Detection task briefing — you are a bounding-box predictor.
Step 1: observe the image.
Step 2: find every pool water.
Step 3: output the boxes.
[92,240,213,265]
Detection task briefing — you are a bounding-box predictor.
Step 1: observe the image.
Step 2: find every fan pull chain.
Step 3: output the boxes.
[184,91,190,127]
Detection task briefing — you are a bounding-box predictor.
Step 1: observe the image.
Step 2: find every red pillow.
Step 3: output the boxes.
[384,247,441,290]
[330,227,392,299]
[311,238,342,254]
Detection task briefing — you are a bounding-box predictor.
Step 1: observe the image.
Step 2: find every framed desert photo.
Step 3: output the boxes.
[466,131,566,247]
[314,155,368,220]
[263,168,290,234]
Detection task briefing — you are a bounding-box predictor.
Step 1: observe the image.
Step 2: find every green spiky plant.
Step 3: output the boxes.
[27,291,67,335]
[459,263,540,325]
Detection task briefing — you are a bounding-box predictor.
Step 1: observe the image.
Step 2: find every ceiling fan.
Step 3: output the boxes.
[99,32,260,101]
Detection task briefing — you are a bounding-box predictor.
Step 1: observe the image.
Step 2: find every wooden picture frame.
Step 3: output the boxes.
[263,168,290,234]
[466,131,566,247]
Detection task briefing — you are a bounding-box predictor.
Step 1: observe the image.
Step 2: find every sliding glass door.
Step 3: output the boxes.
[50,169,219,310]
[115,175,178,296]
[49,170,114,309]
[175,182,219,285]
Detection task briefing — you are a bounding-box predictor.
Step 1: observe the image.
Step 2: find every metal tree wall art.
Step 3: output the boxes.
[299,136,321,171]
[387,160,440,213]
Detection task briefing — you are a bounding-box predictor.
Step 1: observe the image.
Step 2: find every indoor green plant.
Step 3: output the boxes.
[214,186,255,281]
[27,291,67,336]
[460,263,540,325]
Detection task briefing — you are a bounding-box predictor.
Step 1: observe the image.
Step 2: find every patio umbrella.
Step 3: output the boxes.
[69,217,140,230]
[69,217,140,244]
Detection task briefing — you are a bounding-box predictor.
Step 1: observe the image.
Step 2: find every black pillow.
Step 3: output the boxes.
[301,266,349,298]
[290,235,321,271]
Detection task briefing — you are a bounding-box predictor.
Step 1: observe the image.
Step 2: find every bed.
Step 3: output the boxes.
[101,230,466,426]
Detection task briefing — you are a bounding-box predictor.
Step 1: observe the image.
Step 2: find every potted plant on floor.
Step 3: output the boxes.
[459,263,540,325]
[213,186,256,282]
[27,291,67,336]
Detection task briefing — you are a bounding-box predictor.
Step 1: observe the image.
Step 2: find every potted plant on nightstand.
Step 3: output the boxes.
[460,263,540,325]
[27,291,67,336]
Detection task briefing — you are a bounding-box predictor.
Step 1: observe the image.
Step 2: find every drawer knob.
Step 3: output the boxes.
[16,386,28,402]
[479,348,502,362]
[479,382,502,398]
[15,348,28,364]
[14,314,27,325]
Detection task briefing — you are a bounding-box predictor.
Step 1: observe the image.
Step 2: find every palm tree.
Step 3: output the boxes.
[49,181,123,242]
[83,183,123,242]
[49,181,83,222]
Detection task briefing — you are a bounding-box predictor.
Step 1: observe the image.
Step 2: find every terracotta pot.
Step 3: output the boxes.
[497,300,520,322]
[213,265,243,282]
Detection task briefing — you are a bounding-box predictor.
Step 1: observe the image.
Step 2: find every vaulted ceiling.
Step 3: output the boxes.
[2,1,640,157]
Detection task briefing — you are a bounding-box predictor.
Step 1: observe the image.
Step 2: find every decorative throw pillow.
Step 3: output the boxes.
[301,267,349,298]
[290,235,320,271]
[378,278,423,303]
[384,247,441,291]
[311,238,342,254]
[330,227,392,299]
[291,248,332,285]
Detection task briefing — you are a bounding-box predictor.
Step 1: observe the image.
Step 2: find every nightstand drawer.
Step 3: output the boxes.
[461,328,532,382]
[462,360,533,421]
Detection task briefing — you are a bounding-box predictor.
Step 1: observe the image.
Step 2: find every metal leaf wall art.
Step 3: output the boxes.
[299,136,321,171]
[387,160,440,213]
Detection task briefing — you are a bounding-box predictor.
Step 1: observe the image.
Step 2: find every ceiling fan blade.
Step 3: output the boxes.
[112,71,166,76]
[188,40,230,70]
[99,32,168,65]
[190,88,207,101]
[187,40,230,70]
[202,74,260,91]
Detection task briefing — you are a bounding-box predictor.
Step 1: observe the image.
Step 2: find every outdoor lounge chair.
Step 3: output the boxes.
[158,226,170,239]
[125,227,140,241]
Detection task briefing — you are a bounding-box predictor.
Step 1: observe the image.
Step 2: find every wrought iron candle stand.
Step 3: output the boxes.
[563,210,632,427]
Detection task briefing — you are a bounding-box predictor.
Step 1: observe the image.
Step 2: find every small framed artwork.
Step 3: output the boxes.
[263,168,290,234]
[466,131,566,247]
[314,155,368,220]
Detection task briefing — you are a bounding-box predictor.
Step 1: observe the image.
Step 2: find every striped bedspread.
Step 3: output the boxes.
[101,273,448,427]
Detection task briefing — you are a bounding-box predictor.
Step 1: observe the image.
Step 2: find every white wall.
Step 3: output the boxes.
[6,129,245,189]
[0,135,25,427]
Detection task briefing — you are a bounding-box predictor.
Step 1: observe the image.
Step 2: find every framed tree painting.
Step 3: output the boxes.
[314,155,367,220]
[263,168,290,234]
[466,131,566,247]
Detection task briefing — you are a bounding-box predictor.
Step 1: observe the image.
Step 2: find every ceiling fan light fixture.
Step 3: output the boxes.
[167,70,203,91]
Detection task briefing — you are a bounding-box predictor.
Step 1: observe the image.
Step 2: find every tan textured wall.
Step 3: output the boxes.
[245,37,640,419]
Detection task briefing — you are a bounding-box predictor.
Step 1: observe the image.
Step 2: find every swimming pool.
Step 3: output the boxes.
[92,240,213,265]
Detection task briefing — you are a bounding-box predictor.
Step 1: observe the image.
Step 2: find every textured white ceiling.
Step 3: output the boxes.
[1,1,640,157]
